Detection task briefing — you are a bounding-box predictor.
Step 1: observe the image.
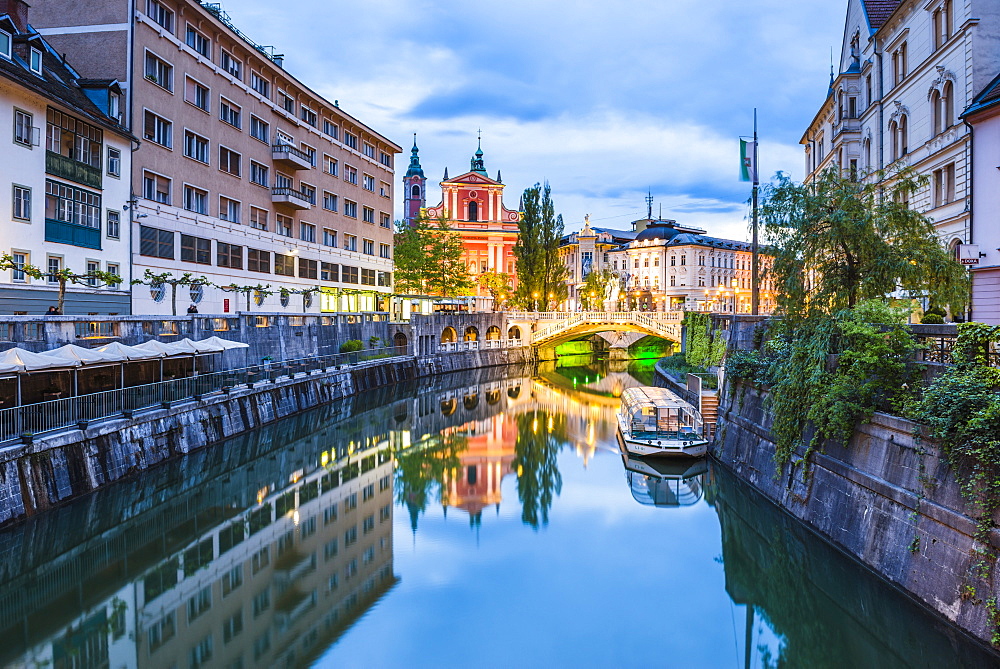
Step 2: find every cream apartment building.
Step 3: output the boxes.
[33,0,401,316]
[0,0,134,315]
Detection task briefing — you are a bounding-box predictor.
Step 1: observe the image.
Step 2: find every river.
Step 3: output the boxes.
[0,357,995,668]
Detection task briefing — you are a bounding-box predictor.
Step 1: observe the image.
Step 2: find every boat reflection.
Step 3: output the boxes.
[621,453,707,507]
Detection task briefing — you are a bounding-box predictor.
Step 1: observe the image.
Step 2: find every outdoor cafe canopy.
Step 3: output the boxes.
[41,344,122,365]
[0,347,79,372]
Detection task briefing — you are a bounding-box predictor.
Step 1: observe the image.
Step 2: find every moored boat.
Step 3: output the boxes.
[616,386,709,457]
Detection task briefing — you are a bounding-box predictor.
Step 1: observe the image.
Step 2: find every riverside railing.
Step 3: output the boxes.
[0,345,410,444]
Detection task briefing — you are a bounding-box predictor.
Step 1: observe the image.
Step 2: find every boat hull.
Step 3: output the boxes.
[616,414,709,458]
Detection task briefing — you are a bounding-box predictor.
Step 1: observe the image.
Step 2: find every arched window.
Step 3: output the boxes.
[931,90,941,135]
[411,184,420,199]
[485,326,501,340]
[899,115,908,156]
[863,138,871,168]
[942,81,954,130]
[889,120,899,160]
[468,200,478,222]
[508,326,521,340]
[393,332,408,348]
[441,326,457,343]
[464,326,478,341]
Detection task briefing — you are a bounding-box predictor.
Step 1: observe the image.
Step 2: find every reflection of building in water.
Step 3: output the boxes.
[441,413,518,521]
[133,443,396,669]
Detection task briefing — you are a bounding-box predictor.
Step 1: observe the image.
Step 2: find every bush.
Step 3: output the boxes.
[920,313,945,324]
[339,339,363,353]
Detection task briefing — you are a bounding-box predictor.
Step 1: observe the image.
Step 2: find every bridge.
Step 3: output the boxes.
[508,311,684,348]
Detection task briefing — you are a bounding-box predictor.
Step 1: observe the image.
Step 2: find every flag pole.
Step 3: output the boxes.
[751,108,760,316]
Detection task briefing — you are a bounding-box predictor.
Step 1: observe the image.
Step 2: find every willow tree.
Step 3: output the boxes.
[760,167,969,321]
[514,183,568,310]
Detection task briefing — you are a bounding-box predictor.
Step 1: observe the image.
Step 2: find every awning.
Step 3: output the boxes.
[95,341,163,361]
[0,347,80,372]
[132,340,193,357]
[198,336,250,350]
[41,344,124,365]
[175,338,226,354]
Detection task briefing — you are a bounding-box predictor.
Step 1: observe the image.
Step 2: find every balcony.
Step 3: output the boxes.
[272,143,313,170]
[45,218,101,250]
[271,187,313,210]
[46,151,101,189]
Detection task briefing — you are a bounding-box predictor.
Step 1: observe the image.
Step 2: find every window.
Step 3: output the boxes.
[222,565,243,596]
[252,590,271,619]
[185,77,210,112]
[250,70,269,98]
[250,207,268,231]
[220,98,241,128]
[344,165,358,185]
[344,234,357,251]
[299,258,318,279]
[185,25,210,57]
[892,42,908,86]
[363,174,375,191]
[12,185,30,220]
[324,155,338,176]
[275,254,295,276]
[380,212,391,229]
[47,108,103,169]
[219,146,241,176]
[277,214,293,236]
[342,265,358,283]
[222,611,243,644]
[323,191,338,212]
[362,206,374,224]
[275,172,291,189]
[680,255,686,266]
[300,222,316,242]
[183,185,208,214]
[144,51,173,91]
[321,262,338,281]
[140,225,174,259]
[107,210,120,238]
[9,252,27,282]
[147,613,176,653]
[378,271,391,287]
[13,110,33,146]
[323,228,337,247]
[300,183,316,204]
[183,130,209,163]
[249,115,269,144]
[301,143,316,166]
[344,200,357,218]
[190,635,213,669]
[934,1,953,50]
[248,248,270,272]
[301,106,317,127]
[323,119,339,139]
[343,131,358,150]
[187,586,212,622]
[146,0,174,32]
[250,161,269,187]
[933,81,954,134]
[181,235,212,264]
[107,147,121,176]
[934,163,956,207]
[143,110,172,148]
[380,151,392,168]
[379,243,391,259]
[279,90,295,114]
[220,50,242,79]
[220,196,241,223]
[27,47,41,75]
[0,29,10,61]
[362,238,375,255]
[46,180,101,229]
[361,268,376,285]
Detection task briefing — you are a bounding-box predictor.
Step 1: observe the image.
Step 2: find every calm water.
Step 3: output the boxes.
[0,357,995,668]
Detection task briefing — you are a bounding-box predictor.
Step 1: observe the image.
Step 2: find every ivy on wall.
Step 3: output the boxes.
[683,312,726,369]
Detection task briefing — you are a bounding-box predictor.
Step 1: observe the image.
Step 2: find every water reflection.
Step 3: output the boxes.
[0,356,995,667]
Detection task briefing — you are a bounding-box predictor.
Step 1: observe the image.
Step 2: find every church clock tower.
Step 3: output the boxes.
[403,134,426,226]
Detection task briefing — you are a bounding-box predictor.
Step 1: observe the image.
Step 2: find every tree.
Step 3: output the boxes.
[514,183,569,310]
[512,410,565,529]
[218,282,273,311]
[392,214,473,297]
[0,254,123,314]
[579,269,616,310]
[131,270,211,316]
[478,271,513,310]
[760,167,969,321]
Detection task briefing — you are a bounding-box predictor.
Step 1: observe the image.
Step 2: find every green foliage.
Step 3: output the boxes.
[392,214,473,297]
[908,323,1000,542]
[683,312,726,368]
[658,353,718,389]
[512,411,565,529]
[920,313,945,324]
[339,340,363,353]
[580,269,617,310]
[766,300,920,465]
[478,270,513,309]
[393,434,465,531]
[760,168,969,321]
[725,349,767,385]
[513,182,569,310]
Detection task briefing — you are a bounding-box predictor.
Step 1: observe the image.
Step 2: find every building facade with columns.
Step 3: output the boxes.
[405,140,522,297]
[800,0,1000,265]
[557,216,636,311]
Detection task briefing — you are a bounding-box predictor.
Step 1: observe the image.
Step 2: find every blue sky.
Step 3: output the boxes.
[230,0,846,240]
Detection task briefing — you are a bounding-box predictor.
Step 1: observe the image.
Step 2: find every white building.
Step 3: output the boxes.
[801,0,1000,258]
[0,1,133,314]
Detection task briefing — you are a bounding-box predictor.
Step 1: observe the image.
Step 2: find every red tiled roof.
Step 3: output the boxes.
[862,0,902,30]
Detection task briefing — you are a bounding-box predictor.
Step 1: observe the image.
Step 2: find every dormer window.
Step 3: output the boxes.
[0,29,10,61]
[29,48,42,74]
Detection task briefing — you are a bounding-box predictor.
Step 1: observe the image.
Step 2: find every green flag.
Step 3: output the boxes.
[740,139,757,182]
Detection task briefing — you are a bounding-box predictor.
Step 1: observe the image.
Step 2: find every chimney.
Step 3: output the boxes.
[272,54,284,69]
[0,0,29,33]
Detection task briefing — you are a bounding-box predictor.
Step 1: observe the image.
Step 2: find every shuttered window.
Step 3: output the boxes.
[140,225,174,259]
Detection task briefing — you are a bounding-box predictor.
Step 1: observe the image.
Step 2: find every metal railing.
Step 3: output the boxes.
[0,345,410,444]
[531,311,684,343]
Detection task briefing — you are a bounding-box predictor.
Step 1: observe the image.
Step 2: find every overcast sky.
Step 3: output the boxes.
[229,0,845,240]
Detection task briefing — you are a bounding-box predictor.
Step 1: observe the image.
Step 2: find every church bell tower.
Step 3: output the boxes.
[403,134,426,226]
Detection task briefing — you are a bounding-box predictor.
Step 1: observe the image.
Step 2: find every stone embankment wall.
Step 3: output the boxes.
[0,346,534,528]
[715,381,1000,649]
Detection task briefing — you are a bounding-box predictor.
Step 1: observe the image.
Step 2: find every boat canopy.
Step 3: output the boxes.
[619,386,704,438]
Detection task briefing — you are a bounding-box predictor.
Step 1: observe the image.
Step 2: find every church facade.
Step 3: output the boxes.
[403,139,522,297]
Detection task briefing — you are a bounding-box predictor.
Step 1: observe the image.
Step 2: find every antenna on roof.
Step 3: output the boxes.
[645,191,653,220]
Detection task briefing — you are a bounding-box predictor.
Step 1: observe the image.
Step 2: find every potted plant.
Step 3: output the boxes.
[76,420,90,431]
[19,433,33,445]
